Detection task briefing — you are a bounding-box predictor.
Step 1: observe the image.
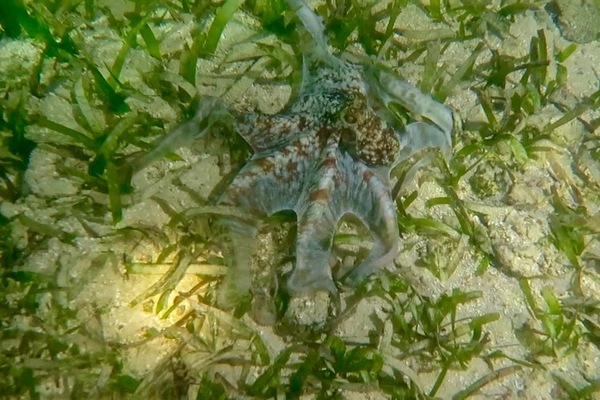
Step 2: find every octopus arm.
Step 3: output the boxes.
[288,150,400,294]
[288,0,328,52]
[215,141,316,306]
[288,151,342,296]
[215,219,259,308]
[134,97,232,171]
[336,152,400,283]
[366,68,453,137]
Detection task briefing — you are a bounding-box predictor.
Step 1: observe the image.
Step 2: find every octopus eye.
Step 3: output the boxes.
[343,109,358,124]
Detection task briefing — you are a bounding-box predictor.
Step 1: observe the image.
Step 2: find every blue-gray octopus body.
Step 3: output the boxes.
[139,0,453,307]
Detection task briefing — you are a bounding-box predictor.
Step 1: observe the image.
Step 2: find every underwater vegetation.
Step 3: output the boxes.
[135,0,454,308]
[1,0,599,398]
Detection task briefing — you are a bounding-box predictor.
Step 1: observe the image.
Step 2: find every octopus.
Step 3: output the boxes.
[137,0,453,307]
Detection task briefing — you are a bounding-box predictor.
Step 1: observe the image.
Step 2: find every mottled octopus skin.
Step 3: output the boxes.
[138,0,453,306]
[218,59,402,300]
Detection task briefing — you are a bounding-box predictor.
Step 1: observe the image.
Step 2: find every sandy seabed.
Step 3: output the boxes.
[1,1,599,398]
